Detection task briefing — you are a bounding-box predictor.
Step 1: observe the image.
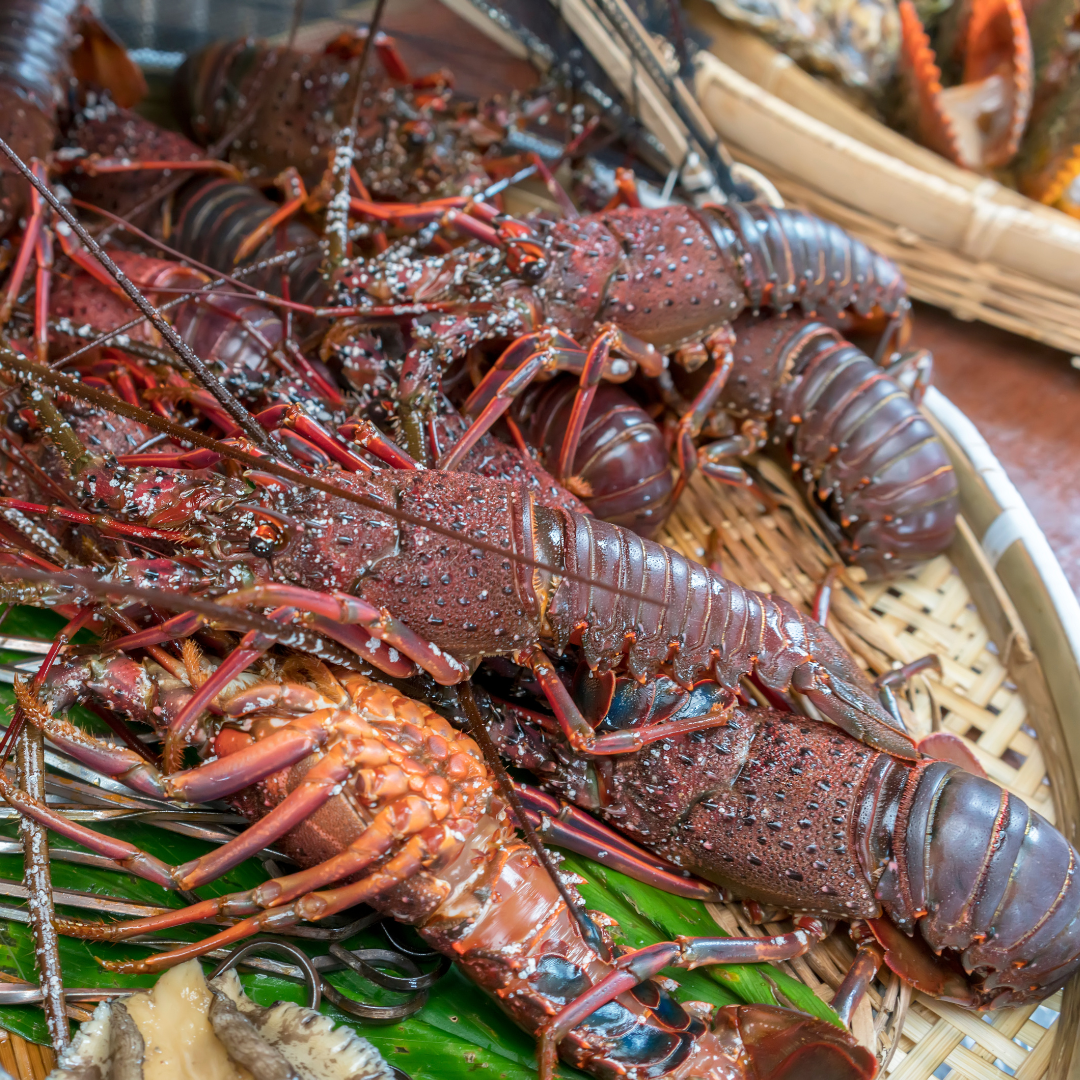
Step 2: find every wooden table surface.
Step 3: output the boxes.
[911,306,1080,595]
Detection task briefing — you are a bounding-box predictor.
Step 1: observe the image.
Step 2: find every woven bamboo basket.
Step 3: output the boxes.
[2,5,1079,1079]
[684,1,1080,356]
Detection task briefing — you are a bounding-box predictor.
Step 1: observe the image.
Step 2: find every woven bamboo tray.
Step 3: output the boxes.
[3,395,1074,1080]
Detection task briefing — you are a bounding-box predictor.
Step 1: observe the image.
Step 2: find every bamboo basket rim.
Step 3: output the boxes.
[923,387,1080,664]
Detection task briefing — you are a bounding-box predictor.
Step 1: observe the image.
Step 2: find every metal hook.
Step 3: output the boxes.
[209,937,322,1011]
[319,947,430,1024]
[329,944,450,992]
[379,916,442,960]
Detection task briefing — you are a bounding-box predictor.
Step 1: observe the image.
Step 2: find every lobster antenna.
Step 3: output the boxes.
[0,135,286,462]
[456,681,605,952]
[0,564,361,663]
[325,0,391,269]
[287,0,307,50]
[52,230,330,369]
[0,346,657,607]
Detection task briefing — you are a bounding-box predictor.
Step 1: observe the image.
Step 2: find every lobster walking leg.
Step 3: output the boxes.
[524,646,740,754]
[538,916,830,1078]
[831,940,885,1027]
[514,781,727,901]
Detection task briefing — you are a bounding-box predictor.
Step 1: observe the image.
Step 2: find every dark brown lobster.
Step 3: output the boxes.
[172,29,493,198]
[486,672,1080,1010]
[667,312,959,575]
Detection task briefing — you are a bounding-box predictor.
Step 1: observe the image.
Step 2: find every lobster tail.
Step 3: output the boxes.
[882,763,1080,1005]
[172,177,327,306]
[539,505,917,758]
[526,378,674,538]
[711,204,908,318]
[775,322,959,576]
[0,0,81,234]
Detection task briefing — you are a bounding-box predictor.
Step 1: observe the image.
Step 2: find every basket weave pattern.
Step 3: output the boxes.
[659,464,1062,1077]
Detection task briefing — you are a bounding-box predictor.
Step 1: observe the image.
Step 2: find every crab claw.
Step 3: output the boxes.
[898,0,1031,170]
[714,1004,878,1079]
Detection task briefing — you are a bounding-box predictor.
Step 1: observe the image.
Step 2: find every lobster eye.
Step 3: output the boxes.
[249,522,284,558]
[517,256,548,283]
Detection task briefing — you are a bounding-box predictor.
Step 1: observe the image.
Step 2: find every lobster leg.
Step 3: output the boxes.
[554,324,663,481]
[0,161,46,324]
[232,168,310,264]
[812,564,844,626]
[670,328,751,505]
[537,916,829,1079]
[514,782,727,901]
[99,835,452,974]
[216,583,468,683]
[0,700,417,891]
[255,404,374,474]
[440,332,588,471]
[525,647,739,754]
[831,940,884,1027]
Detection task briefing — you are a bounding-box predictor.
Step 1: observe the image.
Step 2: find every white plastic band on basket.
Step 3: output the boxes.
[960,181,1023,262]
[924,388,1080,665]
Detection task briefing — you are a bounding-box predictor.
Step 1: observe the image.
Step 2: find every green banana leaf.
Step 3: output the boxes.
[0,603,840,1080]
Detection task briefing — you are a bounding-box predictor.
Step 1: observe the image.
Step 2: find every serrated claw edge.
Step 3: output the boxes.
[899,0,965,164]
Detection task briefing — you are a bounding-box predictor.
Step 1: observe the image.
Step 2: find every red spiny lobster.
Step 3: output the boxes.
[0,0,145,237]
[486,671,1080,1013]
[172,29,497,200]
[0,657,874,1080]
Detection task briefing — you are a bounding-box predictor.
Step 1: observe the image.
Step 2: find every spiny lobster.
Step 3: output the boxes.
[172,28,495,199]
[0,655,875,1080]
[486,669,1080,1011]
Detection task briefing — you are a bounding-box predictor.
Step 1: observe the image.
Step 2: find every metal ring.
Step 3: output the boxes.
[379,918,441,960]
[329,944,451,992]
[209,937,321,1011]
[319,948,428,1025]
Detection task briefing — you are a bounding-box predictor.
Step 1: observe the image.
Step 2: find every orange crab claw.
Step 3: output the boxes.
[899,1,965,163]
[898,0,1032,170]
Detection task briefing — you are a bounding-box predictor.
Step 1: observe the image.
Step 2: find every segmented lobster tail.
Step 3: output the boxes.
[877,762,1080,1005]
[536,504,917,758]
[171,39,258,146]
[0,0,79,106]
[770,318,957,576]
[526,378,674,538]
[172,177,326,306]
[711,203,909,318]
[0,0,81,234]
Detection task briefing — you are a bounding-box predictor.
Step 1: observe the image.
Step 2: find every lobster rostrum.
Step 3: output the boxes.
[0,653,875,1080]
[487,669,1080,1012]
